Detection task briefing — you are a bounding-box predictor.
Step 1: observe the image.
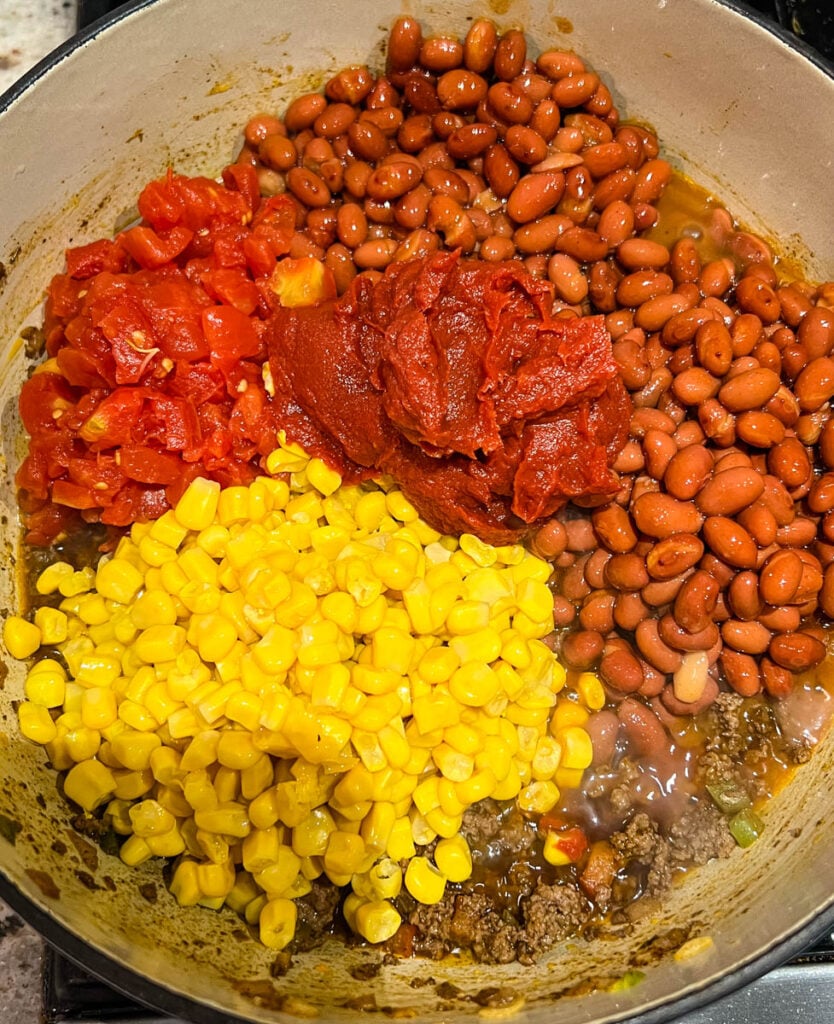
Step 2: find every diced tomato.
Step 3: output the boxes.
[203,268,260,315]
[221,161,261,215]
[78,388,146,448]
[101,481,170,526]
[202,305,262,369]
[119,445,183,485]
[67,454,124,495]
[51,479,101,509]
[19,372,77,435]
[18,166,322,544]
[143,393,201,452]
[45,274,86,329]
[65,238,127,279]
[120,224,194,269]
[137,171,186,231]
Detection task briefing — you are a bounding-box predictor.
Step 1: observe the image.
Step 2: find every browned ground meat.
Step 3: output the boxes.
[292,879,343,951]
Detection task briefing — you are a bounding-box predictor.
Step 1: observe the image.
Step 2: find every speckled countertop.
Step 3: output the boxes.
[0,6,78,1020]
[0,0,76,96]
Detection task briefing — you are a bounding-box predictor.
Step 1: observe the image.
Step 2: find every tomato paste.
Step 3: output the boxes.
[267,251,630,543]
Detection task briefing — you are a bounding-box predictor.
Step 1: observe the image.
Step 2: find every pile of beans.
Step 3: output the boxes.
[235,16,834,716]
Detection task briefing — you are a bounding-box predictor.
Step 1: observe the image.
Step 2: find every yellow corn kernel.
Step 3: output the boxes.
[432,743,474,783]
[196,856,236,899]
[3,616,41,659]
[75,653,121,688]
[366,857,402,901]
[577,672,606,711]
[446,599,490,636]
[130,589,177,630]
[183,770,218,812]
[225,870,261,915]
[555,766,585,790]
[145,828,186,858]
[385,490,417,523]
[454,764,496,806]
[531,736,562,781]
[518,779,560,814]
[80,687,118,730]
[33,607,68,646]
[291,807,336,858]
[63,724,101,762]
[259,897,297,950]
[95,558,144,605]
[425,808,462,839]
[354,899,401,944]
[120,834,153,868]
[175,477,220,531]
[25,660,67,707]
[558,725,593,770]
[194,802,251,839]
[449,662,500,708]
[306,457,342,496]
[255,844,302,896]
[18,702,57,744]
[110,730,161,771]
[550,701,589,733]
[405,856,445,905]
[134,625,186,664]
[323,830,369,878]
[129,798,176,837]
[35,561,74,595]
[491,762,522,801]
[435,834,472,882]
[58,567,95,598]
[63,758,116,811]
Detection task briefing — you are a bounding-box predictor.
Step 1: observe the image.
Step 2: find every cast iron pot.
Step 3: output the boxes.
[1,1,833,1021]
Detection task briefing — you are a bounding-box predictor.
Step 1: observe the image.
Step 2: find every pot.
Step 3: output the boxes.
[1,1,833,1021]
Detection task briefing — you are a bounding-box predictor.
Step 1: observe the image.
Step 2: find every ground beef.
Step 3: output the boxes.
[668,802,736,865]
[518,880,591,964]
[460,799,537,860]
[292,879,343,952]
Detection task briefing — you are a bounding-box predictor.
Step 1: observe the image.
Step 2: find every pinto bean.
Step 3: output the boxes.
[761,658,794,698]
[631,492,704,539]
[561,629,604,670]
[695,467,765,516]
[645,533,704,581]
[600,649,644,694]
[718,367,781,412]
[635,618,683,674]
[702,516,758,569]
[617,696,668,755]
[721,619,772,655]
[672,570,720,635]
[720,650,762,697]
[586,710,621,765]
[591,504,638,553]
[768,631,827,671]
[663,446,712,501]
[727,571,763,620]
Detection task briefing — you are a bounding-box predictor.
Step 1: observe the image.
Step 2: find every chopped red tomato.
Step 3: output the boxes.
[16,166,328,545]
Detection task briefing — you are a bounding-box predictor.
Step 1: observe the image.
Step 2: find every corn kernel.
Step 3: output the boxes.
[18,702,57,744]
[259,897,297,950]
[404,856,445,905]
[354,899,401,943]
[175,477,221,531]
[3,616,41,659]
[64,759,116,811]
[435,834,472,882]
[33,607,68,646]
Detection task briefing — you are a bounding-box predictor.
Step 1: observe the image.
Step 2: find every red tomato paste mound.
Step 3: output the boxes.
[267,251,631,543]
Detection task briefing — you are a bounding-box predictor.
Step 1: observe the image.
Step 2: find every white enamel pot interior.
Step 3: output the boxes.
[1,1,834,1022]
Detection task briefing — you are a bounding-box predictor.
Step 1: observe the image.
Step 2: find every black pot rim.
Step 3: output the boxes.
[1,0,833,1021]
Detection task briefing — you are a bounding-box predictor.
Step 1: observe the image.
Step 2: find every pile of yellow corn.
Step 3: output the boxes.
[4,434,602,950]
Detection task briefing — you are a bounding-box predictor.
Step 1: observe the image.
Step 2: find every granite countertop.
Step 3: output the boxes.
[0,0,77,96]
[0,7,79,1022]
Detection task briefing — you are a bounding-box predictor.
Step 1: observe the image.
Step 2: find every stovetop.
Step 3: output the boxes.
[39,928,834,1024]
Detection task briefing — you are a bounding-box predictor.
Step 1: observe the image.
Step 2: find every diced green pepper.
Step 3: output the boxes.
[608,969,645,992]
[706,778,751,815]
[729,807,764,848]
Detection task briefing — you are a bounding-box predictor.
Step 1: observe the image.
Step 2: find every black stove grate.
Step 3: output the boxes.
[43,929,834,1024]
